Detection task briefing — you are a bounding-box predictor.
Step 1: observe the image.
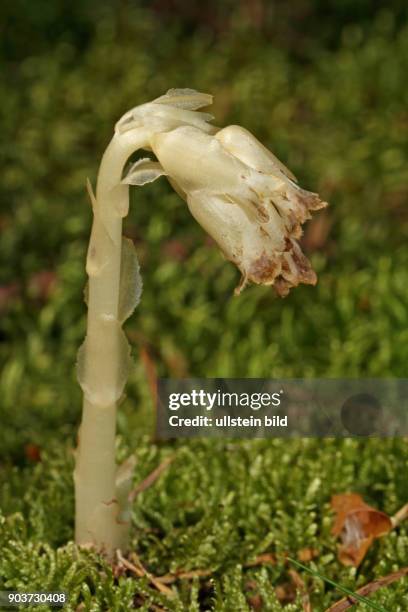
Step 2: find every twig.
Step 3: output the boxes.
[288,569,312,612]
[391,502,408,528]
[156,553,277,586]
[128,455,174,502]
[130,551,175,597]
[325,566,408,612]
[116,549,174,597]
[156,568,214,585]
[116,550,144,578]
[245,553,277,568]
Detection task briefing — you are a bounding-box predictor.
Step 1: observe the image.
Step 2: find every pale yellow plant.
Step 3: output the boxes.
[75,89,327,557]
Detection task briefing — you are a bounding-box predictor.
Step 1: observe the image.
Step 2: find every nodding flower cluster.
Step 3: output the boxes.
[119,88,327,296]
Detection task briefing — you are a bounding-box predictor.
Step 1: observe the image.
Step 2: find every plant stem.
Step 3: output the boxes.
[74,127,149,556]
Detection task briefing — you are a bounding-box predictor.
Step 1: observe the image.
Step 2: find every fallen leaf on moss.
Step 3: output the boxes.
[331,493,392,566]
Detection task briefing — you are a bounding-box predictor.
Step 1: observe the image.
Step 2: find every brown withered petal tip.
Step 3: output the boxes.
[240,237,318,298]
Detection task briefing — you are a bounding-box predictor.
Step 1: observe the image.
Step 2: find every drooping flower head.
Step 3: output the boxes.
[121,89,327,296]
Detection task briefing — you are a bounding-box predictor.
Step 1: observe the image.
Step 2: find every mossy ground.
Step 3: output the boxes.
[1,439,408,610]
[1,2,408,610]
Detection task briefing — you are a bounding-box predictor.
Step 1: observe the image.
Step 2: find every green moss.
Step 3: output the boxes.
[1,439,408,609]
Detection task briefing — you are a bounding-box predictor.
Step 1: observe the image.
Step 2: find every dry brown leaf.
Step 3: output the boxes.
[325,566,408,612]
[298,547,319,562]
[288,569,312,612]
[331,493,392,566]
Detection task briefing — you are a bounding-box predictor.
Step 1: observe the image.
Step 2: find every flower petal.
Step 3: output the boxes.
[122,158,167,186]
[151,126,252,193]
[249,171,328,239]
[216,125,298,182]
[116,104,216,136]
[152,88,213,110]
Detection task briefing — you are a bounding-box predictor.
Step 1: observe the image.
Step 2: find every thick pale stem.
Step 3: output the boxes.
[74,128,150,556]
